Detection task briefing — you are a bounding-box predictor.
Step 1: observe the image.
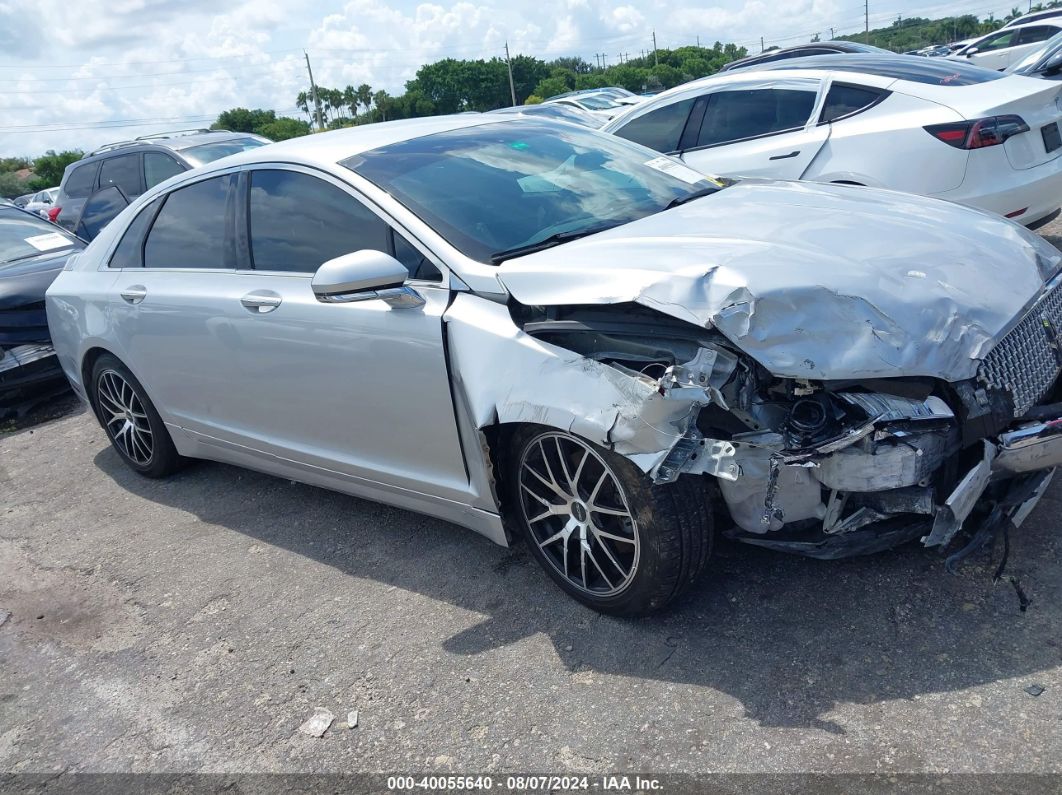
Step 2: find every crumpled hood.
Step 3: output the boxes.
[0,250,78,345]
[497,180,1062,382]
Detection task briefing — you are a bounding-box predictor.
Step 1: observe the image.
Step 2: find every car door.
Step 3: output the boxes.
[966,28,1023,70]
[678,80,828,179]
[110,165,469,500]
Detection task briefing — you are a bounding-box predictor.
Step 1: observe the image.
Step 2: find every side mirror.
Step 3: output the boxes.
[965,47,978,56]
[311,250,424,309]
[1042,51,1062,75]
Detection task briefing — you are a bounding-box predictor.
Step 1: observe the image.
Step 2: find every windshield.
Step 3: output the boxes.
[575,95,622,110]
[180,136,268,166]
[0,211,78,264]
[344,121,719,263]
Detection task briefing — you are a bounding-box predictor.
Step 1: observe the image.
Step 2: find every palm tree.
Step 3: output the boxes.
[343,85,358,118]
[356,84,373,116]
[296,91,312,122]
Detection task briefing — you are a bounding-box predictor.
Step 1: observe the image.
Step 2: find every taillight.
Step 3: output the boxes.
[47,205,61,223]
[924,115,1029,149]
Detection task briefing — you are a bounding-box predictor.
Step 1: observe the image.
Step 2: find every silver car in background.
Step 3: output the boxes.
[46,116,1062,615]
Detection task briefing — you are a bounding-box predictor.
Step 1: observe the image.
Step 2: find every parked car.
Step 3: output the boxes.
[487,102,604,128]
[603,54,1062,227]
[0,204,84,406]
[49,129,271,238]
[23,187,58,219]
[45,115,1062,614]
[544,91,634,121]
[917,45,953,58]
[12,193,34,209]
[948,20,1062,70]
[1001,8,1062,29]
[720,41,891,71]
[1006,30,1062,79]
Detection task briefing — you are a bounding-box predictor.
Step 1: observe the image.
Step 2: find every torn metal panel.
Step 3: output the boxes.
[812,431,949,492]
[497,180,1061,381]
[444,294,701,475]
[923,441,997,548]
[994,418,1062,473]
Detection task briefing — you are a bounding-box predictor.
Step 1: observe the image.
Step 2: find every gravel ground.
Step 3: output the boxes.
[2,221,1062,781]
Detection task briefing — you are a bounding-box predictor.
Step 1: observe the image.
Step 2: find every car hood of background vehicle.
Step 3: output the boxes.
[0,250,79,345]
[497,180,1062,382]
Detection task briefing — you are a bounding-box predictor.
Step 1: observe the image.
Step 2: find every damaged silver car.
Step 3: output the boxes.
[45,116,1062,615]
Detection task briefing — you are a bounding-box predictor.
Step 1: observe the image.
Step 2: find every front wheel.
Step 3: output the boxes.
[507,427,712,616]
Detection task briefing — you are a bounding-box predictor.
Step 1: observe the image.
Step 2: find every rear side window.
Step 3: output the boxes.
[696,88,816,147]
[820,84,885,123]
[613,98,695,153]
[108,200,158,268]
[99,154,142,198]
[248,170,391,273]
[144,176,233,269]
[144,153,184,189]
[62,163,97,199]
[1018,26,1058,45]
[977,30,1020,52]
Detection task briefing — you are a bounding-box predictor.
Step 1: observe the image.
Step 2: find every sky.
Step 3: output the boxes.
[0,0,1019,157]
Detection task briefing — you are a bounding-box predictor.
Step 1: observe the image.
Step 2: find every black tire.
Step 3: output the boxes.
[506,425,712,616]
[90,353,183,478]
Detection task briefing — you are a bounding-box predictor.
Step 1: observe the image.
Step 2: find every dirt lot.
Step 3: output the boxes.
[2,220,1062,780]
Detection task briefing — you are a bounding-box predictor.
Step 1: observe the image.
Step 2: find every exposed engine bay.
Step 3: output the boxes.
[509,300,1062,563]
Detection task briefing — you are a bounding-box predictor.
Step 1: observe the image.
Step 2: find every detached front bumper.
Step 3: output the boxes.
[0,343,65,399]
[924,416,1062,549]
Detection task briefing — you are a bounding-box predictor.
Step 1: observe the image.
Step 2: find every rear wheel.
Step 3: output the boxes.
[508,426,712,616]
[91,354,183,478]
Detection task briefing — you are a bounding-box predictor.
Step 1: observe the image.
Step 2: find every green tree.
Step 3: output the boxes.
[256,117,312,141]
[0,171,30,199]
[356,83,373,115]
[213,108,277,134]
[29,150,83,191]
[531,75,570,99]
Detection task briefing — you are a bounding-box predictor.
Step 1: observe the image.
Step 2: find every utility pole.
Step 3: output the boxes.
[830,26,835,39]
[864,0,870,43]
[760,36,764,52]
[696,35,700,47]
[304,51,324,132]
[504,42,517,107]
[652,30,659,66]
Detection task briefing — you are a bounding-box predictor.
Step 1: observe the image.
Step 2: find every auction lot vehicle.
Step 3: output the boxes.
[0,204,83,404]
[605,55,1062,227]
[49,129,270,238]
[719,41,890,72]
[45,117,1062,615]
[949,21,1062,71]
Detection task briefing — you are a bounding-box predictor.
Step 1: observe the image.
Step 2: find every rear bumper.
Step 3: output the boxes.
[933,148,1062,226]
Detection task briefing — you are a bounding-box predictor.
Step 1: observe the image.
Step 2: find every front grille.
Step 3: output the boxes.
[978,282,1062,417]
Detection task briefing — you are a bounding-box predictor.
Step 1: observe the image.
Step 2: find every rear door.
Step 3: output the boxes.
[966,29,1027,70]
[55,160,99,232]
[679,79,829,179]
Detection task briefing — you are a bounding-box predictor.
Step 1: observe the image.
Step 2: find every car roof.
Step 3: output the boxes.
[81,130,264,161]
[210,115,501,171]
[721,53,1006,84]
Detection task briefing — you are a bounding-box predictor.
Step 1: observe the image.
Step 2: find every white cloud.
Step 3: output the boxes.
[0,0,1017,156]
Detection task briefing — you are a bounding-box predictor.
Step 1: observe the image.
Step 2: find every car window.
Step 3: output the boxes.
[144,153,185,189]
[392,231,442,281]
[0,212,77,263]
[248,169,391,274]
[144,175,233,269]
[63,162,98,199]
[108,200,159,268]
[345,120,719,264]
[820,84,884,123]
[612,98,695,153]
[1018,26,1058,45]
[696,88,816,147]
[978,30,1019,52]
[99,154,141,198]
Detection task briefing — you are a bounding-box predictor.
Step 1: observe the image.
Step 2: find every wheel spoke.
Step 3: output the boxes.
[527,503,566,524]
[590,526,629,576]
[584,540,614,589]
[520,481,558,511]
[537,440,568,499]
[590,503,629,517]
[555,437,577,495]
[592,527,637,545]
[523,461,567,500]
[580,540,588,589]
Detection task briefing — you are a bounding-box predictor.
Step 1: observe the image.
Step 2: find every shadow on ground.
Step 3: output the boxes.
[93,444,1062,734]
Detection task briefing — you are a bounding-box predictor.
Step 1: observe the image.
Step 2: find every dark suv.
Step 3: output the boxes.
[50,129,270,235]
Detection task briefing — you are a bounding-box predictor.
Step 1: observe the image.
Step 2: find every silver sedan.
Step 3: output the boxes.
[46,115,1062,615]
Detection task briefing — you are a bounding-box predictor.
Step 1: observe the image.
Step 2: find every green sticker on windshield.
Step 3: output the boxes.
[510,141,529,150]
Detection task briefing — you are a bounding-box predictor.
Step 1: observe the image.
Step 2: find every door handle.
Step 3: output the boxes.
[769,151,801,160]
[120,285,147,304]
[240,291,282,314]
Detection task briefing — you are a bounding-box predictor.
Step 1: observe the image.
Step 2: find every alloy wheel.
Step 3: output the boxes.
[97,369,154,466]
[517,432,641,596]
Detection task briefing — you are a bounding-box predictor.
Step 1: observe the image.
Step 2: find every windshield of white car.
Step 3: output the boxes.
[180,137,269,166]
[0,212,78,264]
[344,121,721,264]
[1010,31,1062,73]
[574,95,622,109]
